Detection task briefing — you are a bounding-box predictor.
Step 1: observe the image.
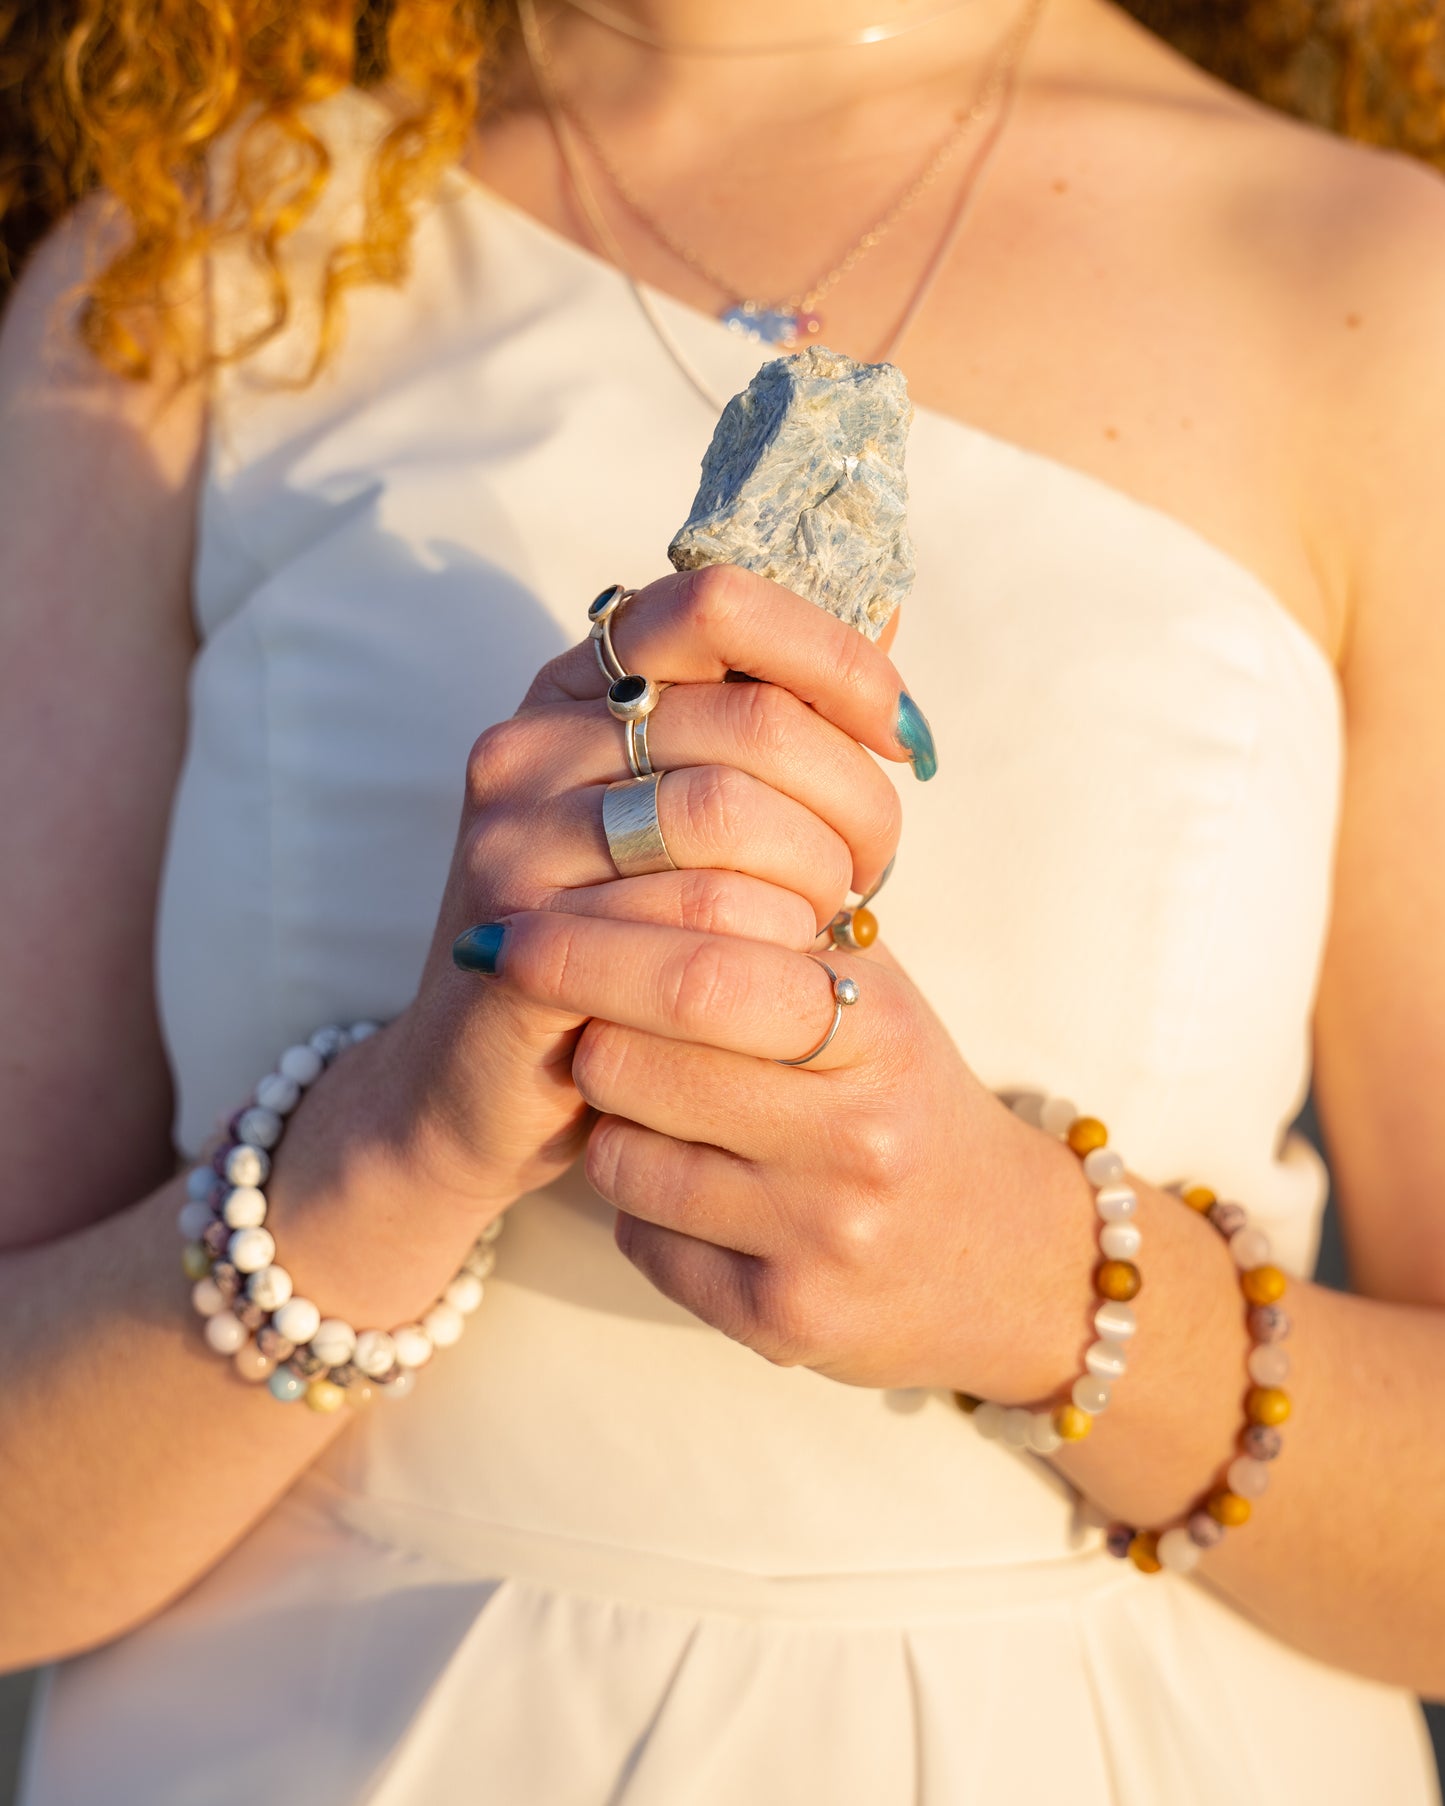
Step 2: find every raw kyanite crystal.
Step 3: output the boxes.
[667,345,914,640]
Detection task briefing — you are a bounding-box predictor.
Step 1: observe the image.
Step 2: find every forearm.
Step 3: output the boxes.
[0,1033,493,1670]
[1015,1131,1445,1695]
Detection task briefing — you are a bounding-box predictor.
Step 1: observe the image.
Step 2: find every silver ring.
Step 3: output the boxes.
[602,775,677,877]
[589,584,636,684]
[627,713,654,778]
[775,958,861,1067]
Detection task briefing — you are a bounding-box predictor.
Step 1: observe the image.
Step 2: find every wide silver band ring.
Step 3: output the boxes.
[602,774,677,878]
[589,584,637,684]
[775,958,861,1068]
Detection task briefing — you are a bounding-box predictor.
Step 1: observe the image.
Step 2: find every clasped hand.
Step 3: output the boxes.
[399,565,1073,1396]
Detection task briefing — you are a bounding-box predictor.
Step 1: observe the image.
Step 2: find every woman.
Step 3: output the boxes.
[1,0,1442,1798]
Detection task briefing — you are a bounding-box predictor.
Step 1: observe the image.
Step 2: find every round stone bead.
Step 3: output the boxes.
[480,1216,504,1244]
[233,1343,274,1384]
[309,1025,349,1063]
[1095,1260,1141,1303]
[353,1329,398,1378]
[349,1021,381,1043]
[1053,1402,1093,1442]
[1009,1093,1047,1128]
[1243,1425,1284,1461]
[236,1106,283,1150]
[1084,1340,1128,1381]
[1028,1413,1063,1455]
[1241,1264,1287,1307]
[305,1379,347,1414]
[1227,1455,1271,1500]
[1001,1408,1035,1448]
[227,1226,276,1274]
[191,1277,226,1318]
[1246,1386,1291,1427]
[186,1165,217,1202]
[422,1302,465,1349]
[278,1043,325,1087]
[247,1264,293,1312]
[224,1144,270,1189]
[222,1186,267,1230]
[1207,1488,1252,1528]
[392,1324,434,1369]
[463,1244,497,1279]
[235,1299,268,1332]
[1072,1374,1112,1415]
[444,1273,485,1315]
[1105,1524,1135,1560]
[348,1382,377,1407]
[181,1242,212,1282]
[380,1368,417,1401]
[202,1219,232,1257]
[267,1367,306,1403]
[1082,1147,1125,1187]
[273,1296,321,1347]
[1188,1510,1227,1549]
[203,1310,247,1355]
[255,1072,301,1116]
[328,1363,363,1390]
[256,1326,295,1363]
[210,1261,241,1301]
[1208,1201,1248,1238]
[1128,1532,1163,1574]
[310,1319,357,1367]
[1099,1222,1141,1262]
[1039,1096,1079,1136]
[1248,1304,1291,1344]
[1158,1526,1203,1574]
[289,1346,325,1378]
[1229,1228,1273,1271]
[1066,1116,1109,1156]
[1247,1344,1291,1388]
[1093,1301,1137,1344]
[1094,1184,1138,1224]
[1180,1185,1216,1212]
[972,1400,1005,1440]
[177,1198,215,1242]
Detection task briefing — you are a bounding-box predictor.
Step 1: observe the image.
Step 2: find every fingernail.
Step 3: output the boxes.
[452,923,508,976]
[897,693,938,781]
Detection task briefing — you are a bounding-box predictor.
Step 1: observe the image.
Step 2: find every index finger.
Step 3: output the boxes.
[529,565,938,781]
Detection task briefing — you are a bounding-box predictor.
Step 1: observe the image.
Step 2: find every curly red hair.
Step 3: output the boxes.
[0,0,1439,379]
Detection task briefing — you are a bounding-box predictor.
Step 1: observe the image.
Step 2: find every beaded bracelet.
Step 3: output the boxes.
[1104,1179,1291,1576]
[178,1023,500,1412]
[964,1094,1142,1454]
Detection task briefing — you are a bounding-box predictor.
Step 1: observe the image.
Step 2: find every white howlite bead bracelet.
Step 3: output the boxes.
[963,1093,1142,1455]
[177,1022,502,1412]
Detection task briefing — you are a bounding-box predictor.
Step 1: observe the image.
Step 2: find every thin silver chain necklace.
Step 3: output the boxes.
[515,0,1047,410]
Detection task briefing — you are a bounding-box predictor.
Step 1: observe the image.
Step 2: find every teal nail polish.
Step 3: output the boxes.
[452,923,507,976]
[897,693,938,782]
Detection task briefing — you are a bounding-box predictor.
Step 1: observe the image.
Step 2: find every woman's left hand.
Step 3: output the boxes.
[477,907,1094,1398]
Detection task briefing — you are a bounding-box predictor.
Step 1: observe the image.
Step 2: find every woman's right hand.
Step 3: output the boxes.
[370,563,933,1221]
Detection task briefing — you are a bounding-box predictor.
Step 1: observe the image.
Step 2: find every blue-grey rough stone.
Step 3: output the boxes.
[668,345,914,640]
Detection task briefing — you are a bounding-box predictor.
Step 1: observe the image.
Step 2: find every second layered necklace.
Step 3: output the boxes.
[516,0,1046,408]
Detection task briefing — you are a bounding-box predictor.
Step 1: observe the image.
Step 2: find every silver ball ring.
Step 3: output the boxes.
[775,959,861,1068]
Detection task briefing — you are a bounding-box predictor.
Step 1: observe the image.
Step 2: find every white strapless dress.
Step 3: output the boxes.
[18,89,1440,1805]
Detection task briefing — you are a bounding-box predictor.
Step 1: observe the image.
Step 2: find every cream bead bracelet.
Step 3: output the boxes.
[178,1023,499,1412]
[963,1093,1142,1453]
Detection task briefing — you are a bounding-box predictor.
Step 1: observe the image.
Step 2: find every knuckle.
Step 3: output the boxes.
[749,1266,817,1368]
[675,868,746,938]
[733,680,799,765]
[464,719,528,808]
[584,1114,630,1201]
[675,763,748,855]
[843,1115,908,1193]
[679,561,748,636]
[571,1019,631,1107]
[667,935,744,1037]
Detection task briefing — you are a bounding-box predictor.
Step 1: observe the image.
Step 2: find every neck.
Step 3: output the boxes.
[544,0,999,54]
